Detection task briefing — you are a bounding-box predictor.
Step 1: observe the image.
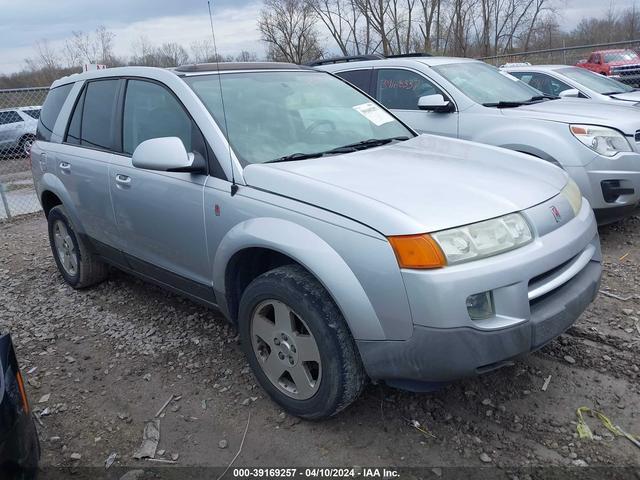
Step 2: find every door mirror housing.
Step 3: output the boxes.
[132,137,206,173]
[559,88,581,99]
[418,94,454,113]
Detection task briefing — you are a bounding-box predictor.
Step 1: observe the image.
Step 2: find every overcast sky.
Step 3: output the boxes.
[0,0,635,74]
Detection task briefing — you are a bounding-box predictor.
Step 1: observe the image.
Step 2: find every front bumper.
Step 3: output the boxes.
[565,151,640,219]
[357,199,602,383]
[357,260,600,382]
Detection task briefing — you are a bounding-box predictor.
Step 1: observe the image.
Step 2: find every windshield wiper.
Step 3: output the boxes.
[529,94,559,101]
[324,136,410,154]
[265,137,410,163]
[483,95,558,108]
[482,100,528,108]
[602,91,625,96]
[265,152,324,163]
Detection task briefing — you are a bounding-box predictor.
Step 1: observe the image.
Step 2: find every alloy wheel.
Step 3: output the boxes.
[250,299,322,400]
[53,220,78,277]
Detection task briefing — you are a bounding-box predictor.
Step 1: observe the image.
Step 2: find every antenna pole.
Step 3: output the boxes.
[208,1,238,196]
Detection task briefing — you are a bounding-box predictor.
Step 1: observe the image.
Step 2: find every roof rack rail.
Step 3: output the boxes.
[385,53,432,58]
[305,54,384,67]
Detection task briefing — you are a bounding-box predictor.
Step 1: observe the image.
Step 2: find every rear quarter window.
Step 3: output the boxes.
[335,70,372,94]
[0,110,23,125]
[37,83,73,142]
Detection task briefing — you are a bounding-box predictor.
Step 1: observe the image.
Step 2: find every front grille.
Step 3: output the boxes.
[611,64,640,73]
[529,255,576,289]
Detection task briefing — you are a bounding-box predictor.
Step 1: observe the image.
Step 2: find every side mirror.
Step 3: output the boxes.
[418,94,454,113]
[132,137,205,173]
[559,88,581,98]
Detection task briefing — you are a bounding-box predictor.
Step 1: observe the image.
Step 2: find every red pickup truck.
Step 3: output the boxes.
[577,49,640,86]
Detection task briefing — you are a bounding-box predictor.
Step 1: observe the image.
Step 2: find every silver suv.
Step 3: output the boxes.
[316,56,640,224]
[504,64,640,105]
[31,63,601,418]
[0,107,40,156]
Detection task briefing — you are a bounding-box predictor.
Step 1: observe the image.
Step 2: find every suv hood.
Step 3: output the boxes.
[242,135,567,235]
[500,99,640,135]
[610,90,640,103]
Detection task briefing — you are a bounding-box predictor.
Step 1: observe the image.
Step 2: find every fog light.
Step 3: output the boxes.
[466,291,494,320]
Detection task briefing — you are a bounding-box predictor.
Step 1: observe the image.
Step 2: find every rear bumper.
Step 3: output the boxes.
[357,260,601,382]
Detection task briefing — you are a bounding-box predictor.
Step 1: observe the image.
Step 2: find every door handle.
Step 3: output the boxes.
[115,174,132,186]
[59,161,71,174]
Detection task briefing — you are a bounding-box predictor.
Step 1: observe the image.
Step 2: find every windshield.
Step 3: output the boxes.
[557,67,635,94]
[184,71,412,165]
[432,61,541,105]
[603,51,640,63]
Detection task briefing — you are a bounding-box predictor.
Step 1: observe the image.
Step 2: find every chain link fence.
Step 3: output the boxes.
[0,87,48,222]
[480,39,640,86]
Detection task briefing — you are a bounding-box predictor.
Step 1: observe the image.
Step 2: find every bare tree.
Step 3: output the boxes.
[25,40,61,71]
[258,0,323,63]
[64,26,117,66]
[157,43,190,67]
[190,39,215,63]
[353,0,392,54]
[236,50,259,61]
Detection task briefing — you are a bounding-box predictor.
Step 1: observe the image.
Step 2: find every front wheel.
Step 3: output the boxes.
[238,265,366,419]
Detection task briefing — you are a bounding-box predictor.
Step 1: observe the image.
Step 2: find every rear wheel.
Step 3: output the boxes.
[47,205,108,288]
[238,265,366,419]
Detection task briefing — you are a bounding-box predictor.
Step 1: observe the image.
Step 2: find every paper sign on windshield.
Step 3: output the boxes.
[353,102,395,126]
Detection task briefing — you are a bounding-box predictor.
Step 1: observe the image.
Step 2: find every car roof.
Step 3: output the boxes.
[51,63,313,87]
[504,65,575,72]
[316,56,479,72]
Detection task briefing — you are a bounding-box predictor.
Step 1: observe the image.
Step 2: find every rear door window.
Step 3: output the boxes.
[375,69,445,110]
[80,79,121,151]
[37,83,73,141]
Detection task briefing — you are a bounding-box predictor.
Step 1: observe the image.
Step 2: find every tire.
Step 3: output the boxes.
[19,134,35,156]
[238,264,367,419]
[47,205,108,288]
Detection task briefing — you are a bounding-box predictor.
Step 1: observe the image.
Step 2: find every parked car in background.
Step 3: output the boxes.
[505,64,640,105]
[315,55,640,224]
[0,107,41,157]
[31,63,601,418]
[576,49,640,86]
[0,333,39,477]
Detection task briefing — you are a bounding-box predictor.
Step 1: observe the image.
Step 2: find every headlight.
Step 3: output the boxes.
[570,124,632,157]
[561,178,582,216]
[431,213,533,265]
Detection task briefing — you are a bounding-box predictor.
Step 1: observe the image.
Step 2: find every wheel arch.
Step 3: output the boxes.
[38,173,86,234]
[213,218,386,341]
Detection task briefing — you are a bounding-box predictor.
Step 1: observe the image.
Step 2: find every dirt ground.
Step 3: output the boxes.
[1,213,639,478]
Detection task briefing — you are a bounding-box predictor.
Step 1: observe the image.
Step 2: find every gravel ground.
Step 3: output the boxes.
[1,213,639,476]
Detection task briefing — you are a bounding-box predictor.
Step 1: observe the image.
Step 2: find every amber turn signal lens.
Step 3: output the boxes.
[15,371,30,414]
[388,234,446,269]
